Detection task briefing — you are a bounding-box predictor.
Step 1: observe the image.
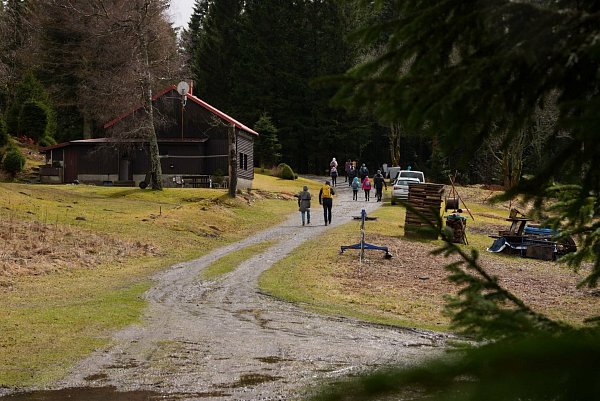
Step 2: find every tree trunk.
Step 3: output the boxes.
[140,27,162,190]
[228,124,237,198]
[389,123,401,166]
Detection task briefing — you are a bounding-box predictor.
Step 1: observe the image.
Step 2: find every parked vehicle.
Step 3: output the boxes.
[391,177,421,205]
[387,166,402,180]
[397,170,425,183]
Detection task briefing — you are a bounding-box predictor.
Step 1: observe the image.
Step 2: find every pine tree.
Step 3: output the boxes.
[191,0,243,111]
[5,72,56,141]
[253,113,281,169]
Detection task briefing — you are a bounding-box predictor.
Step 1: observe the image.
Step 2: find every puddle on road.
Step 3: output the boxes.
[0,387,230,400]
[218,373,282,389]
[255,356,291,364]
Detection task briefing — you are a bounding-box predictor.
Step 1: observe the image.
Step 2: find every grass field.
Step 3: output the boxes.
[259,187,599,332]
[0,174,301,387]
[2,175,597,387]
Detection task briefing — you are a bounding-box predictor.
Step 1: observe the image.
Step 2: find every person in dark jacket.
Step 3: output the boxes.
[373,170,387,202]
[347,164,357,187]
[296,185,312,226]
[318,180,335,225]
[344,159,352,182]
[358,163,369,182]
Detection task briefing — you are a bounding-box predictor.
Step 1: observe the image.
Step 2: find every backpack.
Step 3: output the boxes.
[351,180,359,190]
[363,179,371,190]
[321,185,332,198]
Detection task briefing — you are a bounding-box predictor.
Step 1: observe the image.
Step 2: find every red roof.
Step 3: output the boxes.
[39,137,209,152]
[103,85,259,136]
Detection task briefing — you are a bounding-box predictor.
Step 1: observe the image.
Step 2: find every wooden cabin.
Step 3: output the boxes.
[39,85,258,188]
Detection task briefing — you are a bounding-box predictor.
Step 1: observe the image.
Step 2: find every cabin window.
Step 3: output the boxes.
[239,152,248,170]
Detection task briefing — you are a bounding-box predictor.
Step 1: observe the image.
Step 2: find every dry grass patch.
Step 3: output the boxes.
[0,218,160,283]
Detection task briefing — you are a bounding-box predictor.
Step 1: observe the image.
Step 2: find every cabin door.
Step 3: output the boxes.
[119,158,132,181]
[63,149,78,183]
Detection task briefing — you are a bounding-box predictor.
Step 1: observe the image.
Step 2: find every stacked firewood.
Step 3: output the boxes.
[404,183,445,239]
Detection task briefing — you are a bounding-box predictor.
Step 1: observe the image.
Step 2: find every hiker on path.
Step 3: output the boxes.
[373,170,387,202]
[330,165,338,187]
[319,180,335,226]
[347,164,357,187]
[351,176,360,201]
[330,157,338,170]
[362,175,372,201]
[344,159,352,183]
[296,185,312,226]
[358,163,369,182]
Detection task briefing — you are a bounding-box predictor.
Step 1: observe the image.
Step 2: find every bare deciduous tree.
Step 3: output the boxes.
[36,0,180,189]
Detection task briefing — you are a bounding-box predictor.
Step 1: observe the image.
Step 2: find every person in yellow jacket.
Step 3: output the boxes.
[318,180,335,226]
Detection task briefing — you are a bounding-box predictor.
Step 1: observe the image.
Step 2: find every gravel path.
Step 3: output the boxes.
[56,179,451,400]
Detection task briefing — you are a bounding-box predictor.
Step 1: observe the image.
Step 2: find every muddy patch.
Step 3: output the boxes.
[0,386,227,400]
[219,373,282,389]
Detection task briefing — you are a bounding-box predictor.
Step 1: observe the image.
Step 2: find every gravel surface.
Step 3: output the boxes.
[51,180,451,400]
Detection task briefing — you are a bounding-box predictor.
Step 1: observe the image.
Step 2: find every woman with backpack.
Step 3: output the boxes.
[351,176,360,201]
[362,175,372,201]
[330,165,338,187]
[319,180,336,225]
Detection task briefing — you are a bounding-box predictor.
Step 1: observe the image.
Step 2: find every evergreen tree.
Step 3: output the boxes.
[226,0,367,172]
[187,1,384,174]
[191,0,243,111]
[181,0,210,62]
[5,72,56,139]
[18,99,50,141]
[0,0,32,110]
[253,113,281,169]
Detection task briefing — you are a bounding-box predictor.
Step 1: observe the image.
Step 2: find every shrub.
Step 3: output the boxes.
[2,147,26,175]
[18,100,51,142]
[274,163,296,180]
[38,136,57,148]
[212,168,224,185]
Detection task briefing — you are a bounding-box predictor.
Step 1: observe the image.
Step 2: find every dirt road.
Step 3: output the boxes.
[55,180,451,400]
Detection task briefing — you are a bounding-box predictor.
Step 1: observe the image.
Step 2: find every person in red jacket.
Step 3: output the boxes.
[362,175,372,201]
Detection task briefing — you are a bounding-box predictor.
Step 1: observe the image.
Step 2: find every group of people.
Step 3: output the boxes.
[350,169,386,202]
[295,181,335,226]
[295,159,387,226]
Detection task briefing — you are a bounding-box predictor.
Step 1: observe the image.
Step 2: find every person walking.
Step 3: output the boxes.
[344,159,352,183]
[347,163,357,187]
[330,165,338,187]
[319,180,335,226]
[373,169,387,202]
[296,185,312,226]
[362,175,372,201]
[351,176,360,201]
[358,163,369,182]
[330,157,338,170]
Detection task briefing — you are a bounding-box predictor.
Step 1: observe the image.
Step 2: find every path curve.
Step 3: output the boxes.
[58,179,451,400]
